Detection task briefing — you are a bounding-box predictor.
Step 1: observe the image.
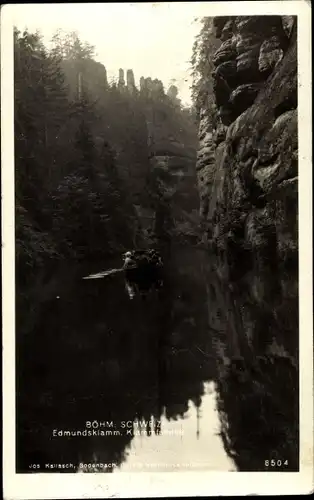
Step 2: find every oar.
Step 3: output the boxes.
[82,265,137,280]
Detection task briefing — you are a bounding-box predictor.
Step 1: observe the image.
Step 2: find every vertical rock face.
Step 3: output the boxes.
[197,14,298,346]
[138,78,199,248]
[140,76,145,91]
[126,69,136,94]
[196,16,298,468]
[211,16,289,126]
[139,76,164,97]
[118,68,125,88]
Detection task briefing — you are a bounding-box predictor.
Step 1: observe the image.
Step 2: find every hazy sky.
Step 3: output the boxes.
[11,3,203,105]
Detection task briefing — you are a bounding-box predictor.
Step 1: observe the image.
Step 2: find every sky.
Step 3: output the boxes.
[10,3,203,105]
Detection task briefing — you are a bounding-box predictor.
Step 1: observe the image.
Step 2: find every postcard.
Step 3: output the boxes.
[1,1,313,498]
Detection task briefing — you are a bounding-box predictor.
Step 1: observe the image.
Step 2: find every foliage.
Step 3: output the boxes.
[190,17,221,120]
[15,27,199,289]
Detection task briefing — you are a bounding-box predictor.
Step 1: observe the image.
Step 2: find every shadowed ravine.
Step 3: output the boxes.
[15,14,299,476]
[16,247,298,473]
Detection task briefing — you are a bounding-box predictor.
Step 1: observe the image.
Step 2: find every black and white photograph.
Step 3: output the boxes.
[1,1,313,498]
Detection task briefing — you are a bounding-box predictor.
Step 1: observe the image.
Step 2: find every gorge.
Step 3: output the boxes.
[15,15,299,474]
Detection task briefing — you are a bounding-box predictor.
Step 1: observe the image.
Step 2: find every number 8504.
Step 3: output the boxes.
[265,459,288,467]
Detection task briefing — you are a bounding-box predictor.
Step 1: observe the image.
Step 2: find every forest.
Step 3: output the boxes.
[15,28,199,291]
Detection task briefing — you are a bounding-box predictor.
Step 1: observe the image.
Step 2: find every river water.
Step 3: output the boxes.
[16,246,298,473]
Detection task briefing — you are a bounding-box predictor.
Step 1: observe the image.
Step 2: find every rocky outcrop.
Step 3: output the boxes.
[195,16,298,469]
[196,16,298,358]
[118,68,125,88]
[111,69,199,246]
[139,76,165,98]
[145,92,199,245]
[211,16,289,126]
[126,69,136,94]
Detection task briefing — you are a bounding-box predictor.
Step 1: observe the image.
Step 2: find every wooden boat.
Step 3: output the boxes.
[122,249,163,284]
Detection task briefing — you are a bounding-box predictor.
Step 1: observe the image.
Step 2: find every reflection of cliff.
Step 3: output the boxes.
[201,266,299,471]
[194,16,298,471]
[215,354,298,471]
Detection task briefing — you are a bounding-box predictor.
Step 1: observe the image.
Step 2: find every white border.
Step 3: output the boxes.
[2,2,313,498]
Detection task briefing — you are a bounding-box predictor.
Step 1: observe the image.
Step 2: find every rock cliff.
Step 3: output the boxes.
[196,16,299,469]
[197,15,298,358]
[111,71,199,247]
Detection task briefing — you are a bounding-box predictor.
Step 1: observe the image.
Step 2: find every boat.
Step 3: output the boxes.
[122,249,163,284]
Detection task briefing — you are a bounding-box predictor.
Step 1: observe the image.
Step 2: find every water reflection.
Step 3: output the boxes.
[16,247,298,473]
[203,260,299,472]
[117,382,235,473]
[17,248,227,473]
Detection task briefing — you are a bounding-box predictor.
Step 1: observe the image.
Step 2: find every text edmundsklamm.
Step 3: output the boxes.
[51,420,184,437]
[52,428,184,437]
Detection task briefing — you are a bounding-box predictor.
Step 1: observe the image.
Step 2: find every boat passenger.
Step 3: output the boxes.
[123,251,136,269]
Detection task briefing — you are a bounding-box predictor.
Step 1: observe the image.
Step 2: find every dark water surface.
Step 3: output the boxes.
[16,247,298,473]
